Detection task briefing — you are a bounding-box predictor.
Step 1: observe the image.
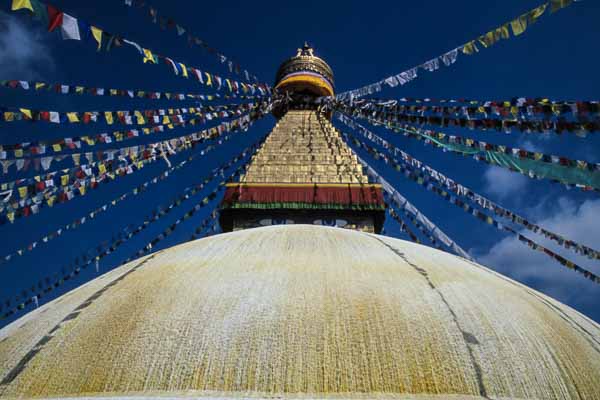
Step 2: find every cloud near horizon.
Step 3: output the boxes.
[482,165,529,200]
[476,197,600,322]
[0,11,54,80]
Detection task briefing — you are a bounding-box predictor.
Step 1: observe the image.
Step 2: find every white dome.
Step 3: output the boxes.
[0,225,599,399]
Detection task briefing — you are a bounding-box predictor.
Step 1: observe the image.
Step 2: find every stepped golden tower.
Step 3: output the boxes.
[0,46,599,400]
[220,44,386,233]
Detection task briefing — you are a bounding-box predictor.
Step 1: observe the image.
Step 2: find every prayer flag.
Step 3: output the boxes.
[47,6,64,32]
[461,41,478,55]
[30,0,48,25]
[91,26,103,50]
[123,39,143,54]
[105,111,114,124]
[164,57,178,74]
[528,4,548,24]
[49,111,59,123]
[178,63,188,78]
[20,108,33,120]
[61,13,81,40]
[66,112,79,122]
[143,48,157,64]
[551,0,573,13]
[11,0,33,12]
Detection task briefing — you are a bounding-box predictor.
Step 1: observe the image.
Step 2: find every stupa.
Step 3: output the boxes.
[0,45,599,400]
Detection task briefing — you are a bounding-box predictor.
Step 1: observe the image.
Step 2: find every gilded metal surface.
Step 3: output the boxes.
[275,45,334,89]
[1,225,599,399]
[241,111,368,184]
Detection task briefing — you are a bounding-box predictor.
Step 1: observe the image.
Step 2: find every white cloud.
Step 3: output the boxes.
[476,198,600,320]
[482,165,529,199]
[0,11,54,80]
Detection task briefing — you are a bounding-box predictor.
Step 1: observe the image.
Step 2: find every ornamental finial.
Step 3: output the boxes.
[296,42,314,57]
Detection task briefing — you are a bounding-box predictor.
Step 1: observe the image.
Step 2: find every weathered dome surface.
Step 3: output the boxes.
[0,225,599,400]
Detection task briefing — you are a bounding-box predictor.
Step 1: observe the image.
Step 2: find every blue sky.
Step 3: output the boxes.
[0,0,599,327]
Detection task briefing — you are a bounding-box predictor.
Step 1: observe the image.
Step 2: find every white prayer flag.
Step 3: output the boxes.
[61,14,81,41]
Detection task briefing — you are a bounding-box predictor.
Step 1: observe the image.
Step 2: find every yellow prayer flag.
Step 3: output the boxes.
[134,110,144,125]
[143,48,156,64]
[495,25,510,40]
[105,111,114,125]
[226,79,232,92]
[18,186,28,199]
[110,89,118,95]
[551,104,561,116]
[78,185,86,196]
[461,41,478,55]
[35,82,46,90]
[551,0,573,13]
[66,112,80,122]
[510,16,527,36]
[7,212,15,223]
[143,128,150,134]
[47,196,56,207]
[52,144,62,152]
[478,32,495,48]
[91,26,103,51]
[528,4,547,24]
[61,175,69,186]
[99,164,107,174]
[4,112,14,122]
[180,63,188,78]
[205,72,212,86]
[19,108,32,119]
[167,124,174,129]
[163,115,170,124]
[14,149,23,157]
[76,86,85,94]
[11,0,33,11]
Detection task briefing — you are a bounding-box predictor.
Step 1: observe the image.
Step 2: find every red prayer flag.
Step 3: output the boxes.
[47,5,63,32]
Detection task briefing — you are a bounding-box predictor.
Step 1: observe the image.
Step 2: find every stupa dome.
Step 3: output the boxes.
[1,225,599,399]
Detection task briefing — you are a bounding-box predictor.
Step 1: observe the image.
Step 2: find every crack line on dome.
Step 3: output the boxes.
[367,235,490,399]
[0,253,159,390]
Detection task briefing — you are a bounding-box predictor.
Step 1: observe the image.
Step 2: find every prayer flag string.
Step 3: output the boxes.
[0,135,265,319]
[0,131,246,266]
[336,0,579,100]
[348,97,600,127]
[0,101,261,127]
[343,130,600,285]
[0,110,268,224]
[386,203,446,251]
[0,79,265,102]
[337,113,600,261]
[0,101,268,162]
[335,98,599,136]
[8,0,271,95]
[338,110,600,192]
[123,0,261,84]
[386,207,421,244]
[356,155,473,260]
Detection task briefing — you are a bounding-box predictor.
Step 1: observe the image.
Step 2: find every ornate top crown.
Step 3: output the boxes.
[274,43,335,96]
